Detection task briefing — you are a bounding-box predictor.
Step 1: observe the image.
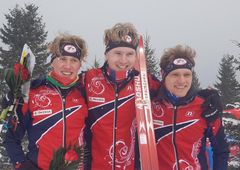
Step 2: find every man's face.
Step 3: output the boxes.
[164,68,193,97]
[51,56,81,80]
[105,47,137,71]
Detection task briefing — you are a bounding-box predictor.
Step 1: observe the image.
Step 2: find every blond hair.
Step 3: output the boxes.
[48,33,88,62]
[104,22,139,47]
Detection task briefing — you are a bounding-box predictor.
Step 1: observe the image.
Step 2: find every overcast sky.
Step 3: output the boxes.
[0,0,239,87]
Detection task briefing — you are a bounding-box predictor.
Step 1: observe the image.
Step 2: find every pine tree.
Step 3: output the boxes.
[143,34,160,79]
[214,54,240,107]
[0,3,48,96]
[192,70,201,91]
[231,40,240,70]
[0,4,48,169]
[92,55,101,68]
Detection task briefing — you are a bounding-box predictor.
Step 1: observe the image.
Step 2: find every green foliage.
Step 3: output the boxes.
[192,70,201,91]
[214,54,240,108]
[231,40,240,70]
[93,56,101,68]
[0,3,48,96]
[49,144,86,170]
[143,34,160,79]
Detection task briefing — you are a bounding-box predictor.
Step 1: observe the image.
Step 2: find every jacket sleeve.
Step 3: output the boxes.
[210,120,229,170]
[147,74,161,99]
[83,116,92,170]
[3,102,29,166]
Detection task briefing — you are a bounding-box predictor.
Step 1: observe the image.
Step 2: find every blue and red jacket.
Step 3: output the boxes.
[83,63,140,170]
[4,76,88,170]
[151,86,229,170]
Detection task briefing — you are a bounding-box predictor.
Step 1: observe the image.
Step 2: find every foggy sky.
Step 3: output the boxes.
[0,0,240,87]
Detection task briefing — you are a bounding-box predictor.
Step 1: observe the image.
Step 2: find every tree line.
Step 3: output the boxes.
[0,3,239,107]
[0,3,239,170]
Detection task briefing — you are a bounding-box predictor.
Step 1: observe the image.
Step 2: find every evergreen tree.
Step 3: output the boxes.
[231,40,240,70]
[0,4,48,169]
[92,55,101,68]
[143,34,160,79]
[192,70,201,91]
[0,3,48,95]
[214,54,240,107]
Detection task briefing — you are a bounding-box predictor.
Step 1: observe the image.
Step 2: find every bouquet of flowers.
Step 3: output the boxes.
[49,144,86,170]
[0,44,35,132]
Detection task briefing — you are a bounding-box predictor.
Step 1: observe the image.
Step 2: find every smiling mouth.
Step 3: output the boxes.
[174,85,187,90]
[117,64,129,70]
[61,71,72,76]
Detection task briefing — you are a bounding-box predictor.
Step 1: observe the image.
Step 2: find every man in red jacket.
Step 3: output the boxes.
[3,33,88,170]
[152,44,229,170]
[83,22,140,170]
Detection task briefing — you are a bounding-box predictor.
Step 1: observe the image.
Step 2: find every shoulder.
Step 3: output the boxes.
[148,74,161,98]
[197,88,220,100]
[30,75,47,89]
[84,68,104,80]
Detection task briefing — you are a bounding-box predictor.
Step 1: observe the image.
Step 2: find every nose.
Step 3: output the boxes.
[63,59,72,68]
[119,55,128,64]
[177,75,185,83]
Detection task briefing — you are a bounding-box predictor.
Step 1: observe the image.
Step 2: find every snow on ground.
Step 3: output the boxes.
[222,117,240,126]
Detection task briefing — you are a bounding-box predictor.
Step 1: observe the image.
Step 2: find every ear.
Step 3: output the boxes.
[105,52,108,60]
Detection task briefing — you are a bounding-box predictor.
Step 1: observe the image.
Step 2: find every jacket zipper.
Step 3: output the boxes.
[50,83,67,148]
[172,105,180,170]
[112,84,119,170]
[62,97,66,148]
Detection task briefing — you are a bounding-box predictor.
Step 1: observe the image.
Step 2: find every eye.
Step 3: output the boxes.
[172,73,179,77]
[114,51,122,55]
[59,57,67,62]
[70,58,79,63]
[184,73,192,77]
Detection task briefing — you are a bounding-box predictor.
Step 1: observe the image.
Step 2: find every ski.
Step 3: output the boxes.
[134,35,159,170]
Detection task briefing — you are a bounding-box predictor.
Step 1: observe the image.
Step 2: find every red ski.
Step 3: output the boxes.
[134,35,159,170]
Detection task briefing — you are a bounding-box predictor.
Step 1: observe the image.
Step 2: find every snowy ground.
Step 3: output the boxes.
[223,117,240,126]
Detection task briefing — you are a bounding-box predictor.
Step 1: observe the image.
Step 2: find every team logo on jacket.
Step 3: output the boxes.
[152,100,164,118]
[185,111,194,117]
[88,77,105,95]
[32,89,57,108]
[107,120,136,169]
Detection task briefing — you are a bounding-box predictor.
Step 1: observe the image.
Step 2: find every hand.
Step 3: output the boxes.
[16,160,38,170]
[1,92,14,109]
[198,88,223,122]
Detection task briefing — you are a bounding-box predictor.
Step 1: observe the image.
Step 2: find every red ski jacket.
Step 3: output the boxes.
[83,65,138,170]
[4,76,88,170]
[151,87,229,170]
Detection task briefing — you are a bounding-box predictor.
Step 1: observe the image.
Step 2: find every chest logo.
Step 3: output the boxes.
[88,77,105,95]
[185,111,194,117]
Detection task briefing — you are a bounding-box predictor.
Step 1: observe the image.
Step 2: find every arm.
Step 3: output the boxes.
[83,117,92,170]
[209,120,229,170]
[3,98,27,167]
[198,88,223,122]
[147,74,161,99]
